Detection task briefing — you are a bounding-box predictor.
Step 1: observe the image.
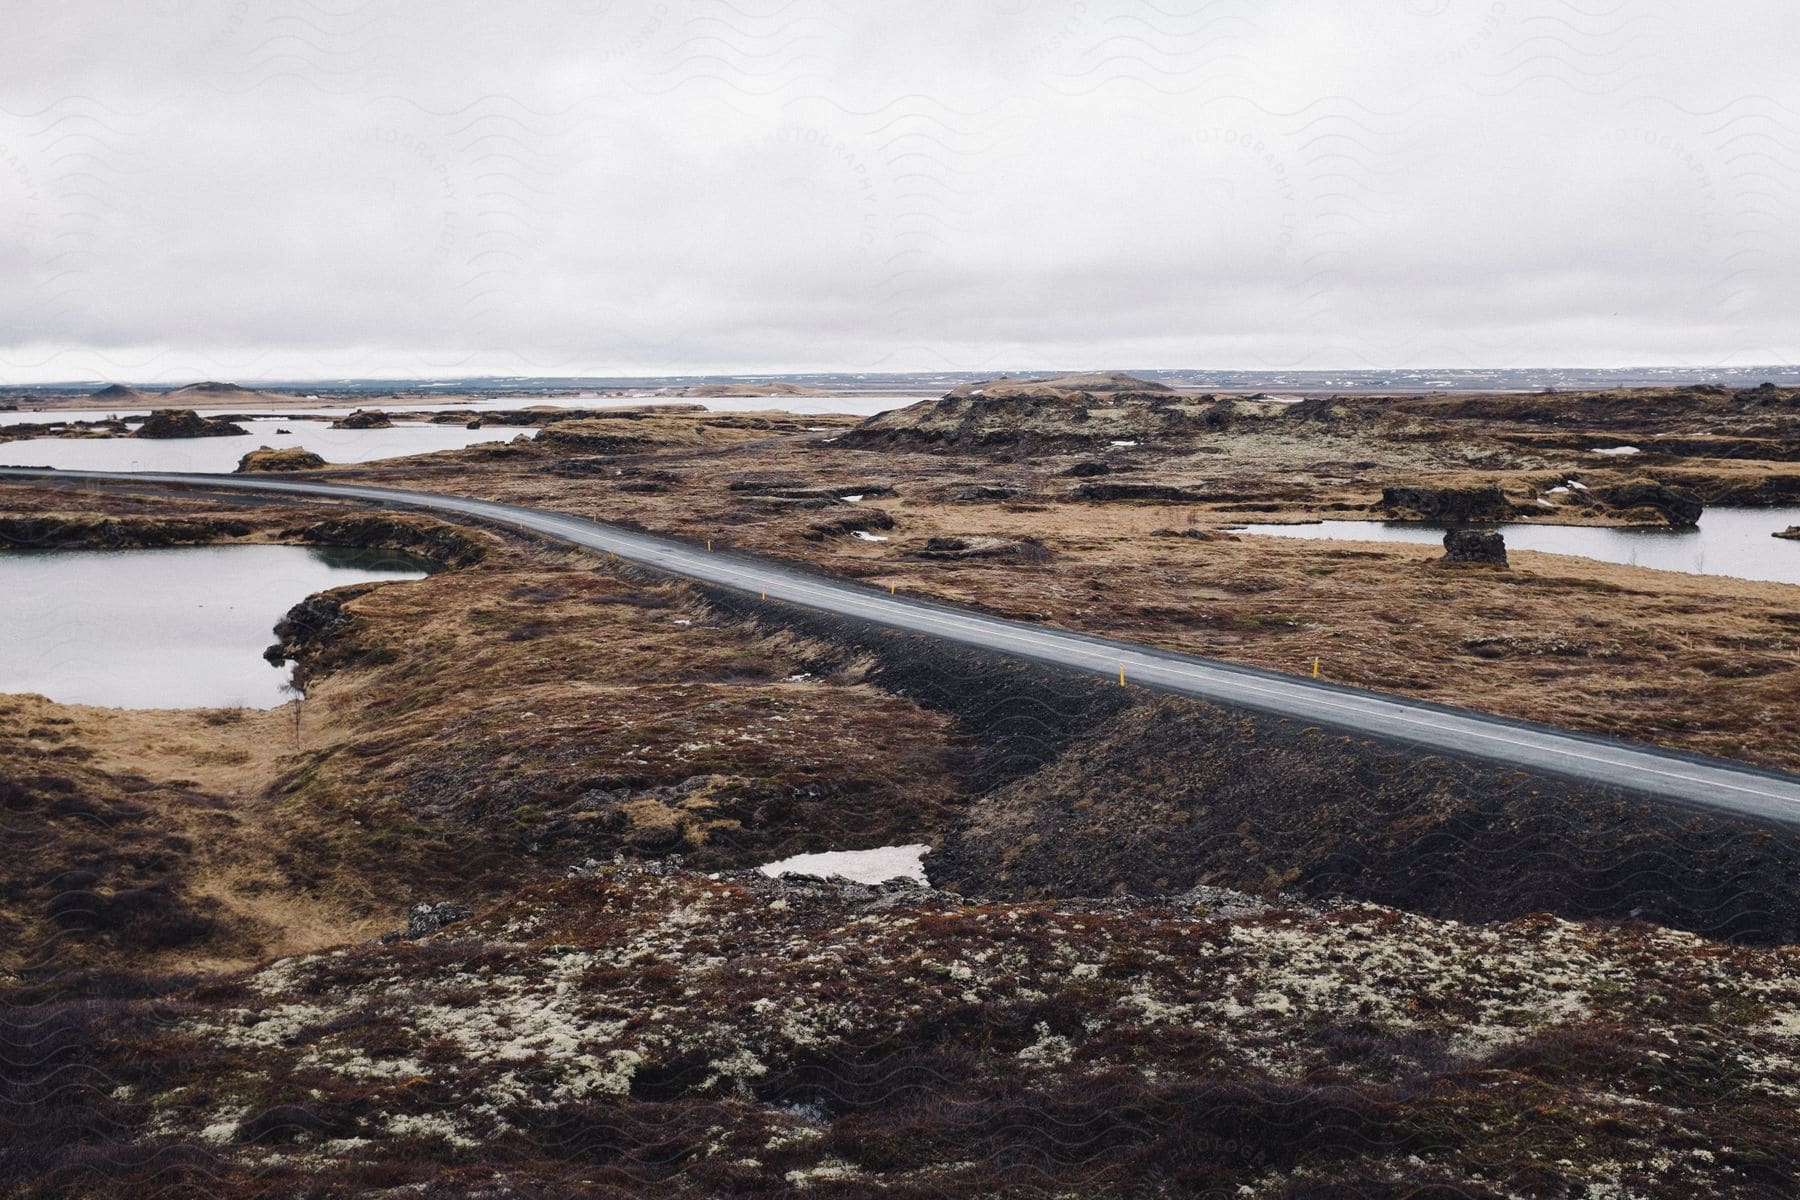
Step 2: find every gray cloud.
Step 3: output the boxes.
[1,0,1796,382]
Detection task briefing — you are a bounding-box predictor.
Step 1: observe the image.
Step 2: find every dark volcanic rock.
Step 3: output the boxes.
[405,901,472,939]
[1071,482,1205,502]
[737,496,838,512]
[1596,480,1704,526]
[1776,526,1800,540]
[132,408,248,439]
[1734,381,1800,408]
[1285,395,1358,423]
[330,409,394,430]
[804,509,896,540]
[264,594,352,666]
[1149,528,1238,542]
[727,479,800,492]
[730,480,893,501]
[236,446,326,472]
[1443,529,1508,565]
[1379,484,1510,522]
[946,372,1173,398]
[727,482,882,503]
[285,515,484,568]
[1679,473,1800,507]
[951,484,1022,502]
[908,535,1052,562]
[0,515,252,551]
[1064,461,1112,477]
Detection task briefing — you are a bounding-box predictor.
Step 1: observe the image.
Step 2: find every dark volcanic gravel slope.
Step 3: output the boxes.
[694,583,1800,944]
[694,582,1137,795]
[932,697,1800,944]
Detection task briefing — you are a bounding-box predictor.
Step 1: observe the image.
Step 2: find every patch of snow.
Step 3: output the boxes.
[840,494,863,502]
[1547,486,1570,495]
[1110,440,1139,447]
[672,618,691,626]
[782,673,814,683]
[1590,446,1641,456]
[760,844,930,885]
[1536,498,1554,507]
[851,530,888,542]
[1568,479,1589,491]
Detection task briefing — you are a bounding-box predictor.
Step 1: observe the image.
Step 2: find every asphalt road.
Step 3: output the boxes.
[10,466,1800,826]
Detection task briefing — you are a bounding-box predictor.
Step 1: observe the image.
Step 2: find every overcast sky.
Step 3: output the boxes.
[2,1,1797,382]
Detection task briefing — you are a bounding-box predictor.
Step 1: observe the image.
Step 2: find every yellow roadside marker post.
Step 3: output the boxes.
[1119,664,1127,687]
[1313,658,1321,679]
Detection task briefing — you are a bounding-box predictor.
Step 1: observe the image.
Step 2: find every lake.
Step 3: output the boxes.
[0,392,929,425]
[0,544,433,708]
[0,417,535,472]
[1234,507,1800,586]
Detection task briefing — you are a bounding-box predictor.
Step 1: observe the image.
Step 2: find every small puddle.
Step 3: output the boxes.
[0,544,433,708]
[1233,507,1800,586]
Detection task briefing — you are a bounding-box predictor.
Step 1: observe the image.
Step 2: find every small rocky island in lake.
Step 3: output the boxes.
[236,446,327,472]
[132,408,248,438]
[331,408,394,429]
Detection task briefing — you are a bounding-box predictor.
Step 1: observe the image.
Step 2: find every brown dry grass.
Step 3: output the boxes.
[0,692,384,976]
[336,401,1800,772]
[269,543,963,881]
[0,485,963,977]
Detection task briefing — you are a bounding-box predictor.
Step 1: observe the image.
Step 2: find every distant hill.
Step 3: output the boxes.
[160,381,300,406]
[164,381,255,399]
[89,383,147,403]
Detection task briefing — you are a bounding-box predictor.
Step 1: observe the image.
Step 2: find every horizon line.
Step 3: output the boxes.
[6,363,1800,391]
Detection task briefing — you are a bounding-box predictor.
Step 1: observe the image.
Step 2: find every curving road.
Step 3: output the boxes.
[9,466,1800,827]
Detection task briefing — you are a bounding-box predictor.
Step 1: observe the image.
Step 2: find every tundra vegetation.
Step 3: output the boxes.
[3,380,1800,1197]
[342,381,1800,772]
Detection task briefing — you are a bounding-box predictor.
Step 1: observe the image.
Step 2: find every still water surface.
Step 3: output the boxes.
[0,418,534,472]
[0,545,432,708]
[1235,507,1800,586]
[3,391,926,425]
